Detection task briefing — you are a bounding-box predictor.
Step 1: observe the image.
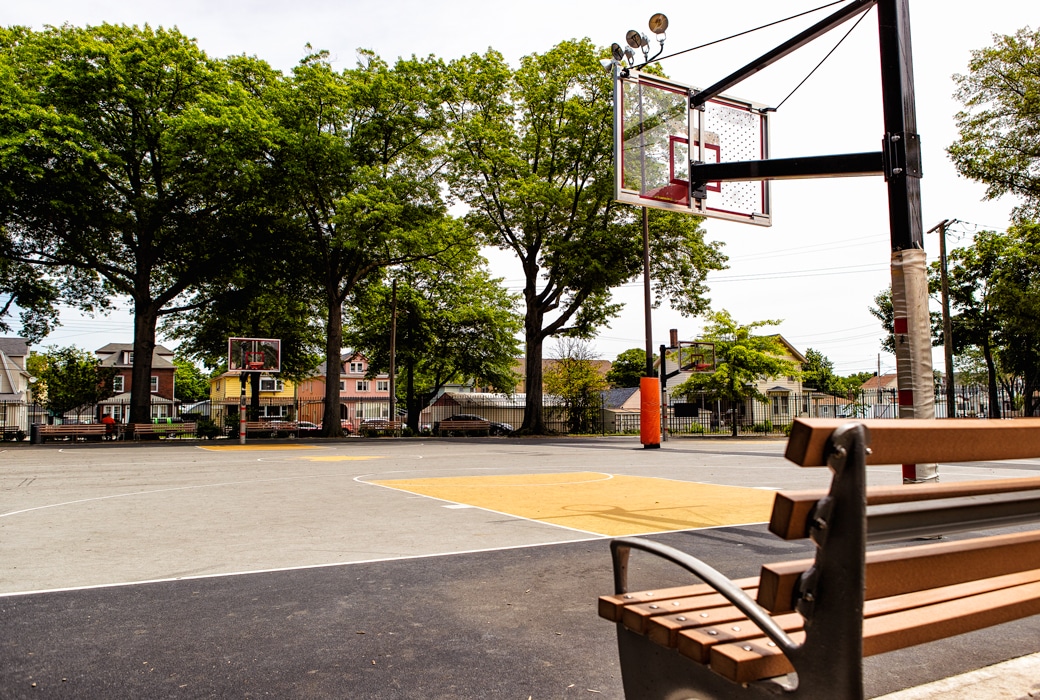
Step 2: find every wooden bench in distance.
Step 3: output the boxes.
[37,424,107,442]
[436,419,490,436]
[128,422,197,440]
[601,417,1040,700]
[360,420,402,437]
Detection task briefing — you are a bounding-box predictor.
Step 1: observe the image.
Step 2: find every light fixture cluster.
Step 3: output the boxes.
[601,13,669,73]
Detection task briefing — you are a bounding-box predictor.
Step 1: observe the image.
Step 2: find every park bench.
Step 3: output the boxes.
[240,421,297,437]
[1,425,23,441]
[36,423,107,442]
[600,417,1040,700]
[128,422,197,440]
[360,419,403,437]
[436,419,490,436]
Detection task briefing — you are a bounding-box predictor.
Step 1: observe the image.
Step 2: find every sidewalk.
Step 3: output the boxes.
[877,652,1040,699]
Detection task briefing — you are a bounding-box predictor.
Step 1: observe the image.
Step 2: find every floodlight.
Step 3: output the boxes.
[624,46,636,64]
[600,58,615,73]
[611,42,624,62]
[649,13,669,35]
[626,30,648,49]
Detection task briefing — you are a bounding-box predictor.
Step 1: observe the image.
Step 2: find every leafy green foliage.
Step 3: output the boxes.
[344,242,522,432]
[605,348,650,388]
[173,355,211,403]
[444,41,725,433]
[29,345,115,415]
[0,25,278,423]
[949,28,1040,221]
[543,339,607,434]
[672,311,799,436]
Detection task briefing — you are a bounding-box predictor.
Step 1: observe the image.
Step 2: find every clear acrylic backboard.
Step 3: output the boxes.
[613,70,771,226]
[227,337,281,373]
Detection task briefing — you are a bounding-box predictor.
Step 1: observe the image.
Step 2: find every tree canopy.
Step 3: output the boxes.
[443,40,725,433]
[605,348,650,388]
[0,24,277,423]
[672,311,799,436]
[28,345,115,416]
[949,27,1040,221]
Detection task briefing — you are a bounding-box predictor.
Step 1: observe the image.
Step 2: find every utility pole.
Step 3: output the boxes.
[389,279,397,423]
[928,219,956,419]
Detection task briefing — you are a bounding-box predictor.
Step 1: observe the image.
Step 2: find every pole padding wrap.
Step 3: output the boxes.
[890,248,938,482]
[640,376,661,448]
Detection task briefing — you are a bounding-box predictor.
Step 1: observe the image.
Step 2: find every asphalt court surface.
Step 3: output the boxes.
[4,437,1040,698]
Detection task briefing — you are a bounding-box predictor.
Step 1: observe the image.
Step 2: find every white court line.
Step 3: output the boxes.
[0,472,355,519]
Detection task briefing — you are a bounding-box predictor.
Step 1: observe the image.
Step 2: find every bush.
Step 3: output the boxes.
[196,416,222,439]
[751,420,773,433]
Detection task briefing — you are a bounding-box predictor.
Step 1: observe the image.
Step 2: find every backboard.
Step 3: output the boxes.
[678,341,716,373]
[613,69,771,226]
[228,337,281,373]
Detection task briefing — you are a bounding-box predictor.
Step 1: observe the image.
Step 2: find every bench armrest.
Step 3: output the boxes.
[610,537,800,655]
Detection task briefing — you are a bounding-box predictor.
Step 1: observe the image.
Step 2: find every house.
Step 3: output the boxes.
[295,352,392,428]
[210,372,298,426]
[601,386,642,433]
[95,343,178,421]
[0,337,32,433]
[661,335,809,425]
[860,373,899,418]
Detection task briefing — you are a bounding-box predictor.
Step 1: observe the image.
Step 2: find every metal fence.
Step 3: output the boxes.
[2,383,1034,441]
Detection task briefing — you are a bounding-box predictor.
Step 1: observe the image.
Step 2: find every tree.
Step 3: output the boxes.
[949,28,1040,221]
[0,245,59,343]
[801,348,838,394]
[343,243,521,433]
[671,311,799,436]
[29,346,115,417]
[0,25,278,424]
[444,41,726,434]
[172,355,211,404]
[272,50,461,437]
[543,338,607,434]
[605,348,650,388]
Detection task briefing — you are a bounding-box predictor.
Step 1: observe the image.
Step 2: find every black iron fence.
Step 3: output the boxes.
[2,384,1033,441]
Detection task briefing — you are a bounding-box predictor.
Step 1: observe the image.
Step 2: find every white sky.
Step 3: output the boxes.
[5,1,1030,376]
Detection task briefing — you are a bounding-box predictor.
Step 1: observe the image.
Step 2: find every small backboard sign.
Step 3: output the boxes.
[678,341,716,373]
[613,69,771,226]
[228,337,281,373]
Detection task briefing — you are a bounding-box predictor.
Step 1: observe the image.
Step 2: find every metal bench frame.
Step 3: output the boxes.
[605,419,1040,700]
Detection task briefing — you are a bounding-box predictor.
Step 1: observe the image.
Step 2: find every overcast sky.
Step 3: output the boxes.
[4,1,1031,375]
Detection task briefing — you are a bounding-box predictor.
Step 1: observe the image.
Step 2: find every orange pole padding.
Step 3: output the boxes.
[640,376,661,448]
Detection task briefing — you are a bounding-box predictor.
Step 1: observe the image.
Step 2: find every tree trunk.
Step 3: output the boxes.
[250,372,262,420]
[129,302,159,425]
[321,291,345,437]
[404,361,419,433]
[521,332,545,433]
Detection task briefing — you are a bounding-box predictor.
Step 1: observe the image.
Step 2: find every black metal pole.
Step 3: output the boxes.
[642,207,654,377]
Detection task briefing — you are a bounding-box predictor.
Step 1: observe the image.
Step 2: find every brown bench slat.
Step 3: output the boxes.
[785,417,1040,467]
[660,568,1040,662]
[598,576,759,624]
[758,530,1040,613]
[770,476,1040,540]
[711,575,1040,684]
[622,583,760,635]
[680,612,804,665]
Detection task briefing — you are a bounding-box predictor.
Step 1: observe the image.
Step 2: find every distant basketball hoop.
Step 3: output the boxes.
[679,341,716,373]
[228,338,282,373]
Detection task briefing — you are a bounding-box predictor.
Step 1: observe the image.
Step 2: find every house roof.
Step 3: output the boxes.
[861,373,898,391]
[96,343,176,369]
[98,391,178,405]
[602,386,640,409]
[0,337,29,357]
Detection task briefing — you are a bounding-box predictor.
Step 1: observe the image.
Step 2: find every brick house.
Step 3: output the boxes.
[95,343,177,421]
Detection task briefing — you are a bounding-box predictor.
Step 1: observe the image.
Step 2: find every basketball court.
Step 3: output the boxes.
[4,438,1040,698]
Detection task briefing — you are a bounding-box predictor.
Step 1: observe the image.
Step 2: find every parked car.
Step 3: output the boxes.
[433,413,513,436]
[296,421,321,436]
[340,419,355,434]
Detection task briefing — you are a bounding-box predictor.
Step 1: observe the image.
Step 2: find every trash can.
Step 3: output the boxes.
[30,423,42,444]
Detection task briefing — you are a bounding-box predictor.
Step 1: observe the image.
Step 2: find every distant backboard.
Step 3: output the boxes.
[228,337,281,373]
[678,341,716,373]
[613,70,771,226]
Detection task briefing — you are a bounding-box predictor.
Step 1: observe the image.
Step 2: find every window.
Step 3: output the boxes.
[261,405,287,418]
[772,395,789,414]
[349,361,365,374]
[112,375,125,393]
[259,378,284,392]
[339,381,345,391]
[150,376,159,393]
[376,380,389,393]
[123,351,134,365]
[357,380,370,392]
